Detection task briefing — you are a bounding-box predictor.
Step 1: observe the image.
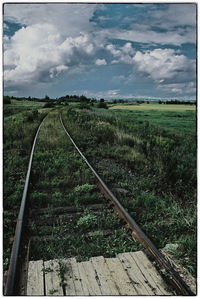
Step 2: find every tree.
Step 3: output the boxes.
[3,96,11,104]
[45,95,50,101]
[98,102,108,109]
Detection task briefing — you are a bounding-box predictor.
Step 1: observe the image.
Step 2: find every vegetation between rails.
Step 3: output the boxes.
[27,111,141,262]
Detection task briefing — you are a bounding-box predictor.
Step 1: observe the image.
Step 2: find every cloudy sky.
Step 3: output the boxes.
[3,3,196,100]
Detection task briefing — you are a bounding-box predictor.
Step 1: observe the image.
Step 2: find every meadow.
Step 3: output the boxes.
[110,103,196,111]
[3,98,196,278]
[109,104,196,135]
[3,99,45,118]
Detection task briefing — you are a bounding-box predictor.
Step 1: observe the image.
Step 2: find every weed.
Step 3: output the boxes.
[77,214,98,230]
[48,288,58,295]
[42,267,53,274]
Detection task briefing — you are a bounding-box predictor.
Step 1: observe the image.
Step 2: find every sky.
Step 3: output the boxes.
[3,2,197,100]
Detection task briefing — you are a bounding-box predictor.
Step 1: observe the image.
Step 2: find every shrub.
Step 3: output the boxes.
[77,213,98,229]
[79,103,91,110]
[97,102,108,109]
[43,102,54,108]
[3,96,11,104]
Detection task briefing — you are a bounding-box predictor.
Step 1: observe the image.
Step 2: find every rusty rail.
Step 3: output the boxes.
[60,112,194,296]
[5,116,47,296]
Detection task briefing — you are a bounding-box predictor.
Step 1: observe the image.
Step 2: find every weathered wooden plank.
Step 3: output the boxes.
[44,260,63,296]
[80,261,102,295]
[130,251,171,295]
[105,257,137,295]
[60,258,76,295]
[90,256,120,295]
[27,260,44,295]
[77,263,90,295]
[68,258,84,295]
[118,252,155,295]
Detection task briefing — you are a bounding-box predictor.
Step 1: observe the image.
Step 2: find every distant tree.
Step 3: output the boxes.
[79,102,90,110]
[3,96,11,104]
[100,98,104,103]
[98,102,108,109]
[80,95,88,102]
[45,95,50,101]
[43,102,54,108]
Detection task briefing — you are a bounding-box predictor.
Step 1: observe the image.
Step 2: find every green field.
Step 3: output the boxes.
[108,104,196,135]
[3,99,45,118]
[110,103,196,111]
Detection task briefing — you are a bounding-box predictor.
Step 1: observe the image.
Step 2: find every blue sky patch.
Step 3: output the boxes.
[4,20,24,37]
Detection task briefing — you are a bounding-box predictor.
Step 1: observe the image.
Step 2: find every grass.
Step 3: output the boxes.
[3,106,47,271]
[29,209,141,262]
[29,111,100,209]
[4,99,45,118]
[60,104,196,275]
[110,103,196,111]
[3,100,196,279]
[108,106,196,136]
[10,99,45,107]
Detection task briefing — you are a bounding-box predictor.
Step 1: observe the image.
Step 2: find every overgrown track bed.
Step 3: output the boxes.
[4,111,140,295]
[4,110,195,295]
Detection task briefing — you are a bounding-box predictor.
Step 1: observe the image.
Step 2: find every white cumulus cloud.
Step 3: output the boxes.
[95,59,107,66]
[132,48,195,84]
[4,23,97,89]
[4,4,97,37]
[107,42,135,64]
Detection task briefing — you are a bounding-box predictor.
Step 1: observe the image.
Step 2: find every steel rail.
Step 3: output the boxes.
[60,112,194,296]
[5,115,47,296]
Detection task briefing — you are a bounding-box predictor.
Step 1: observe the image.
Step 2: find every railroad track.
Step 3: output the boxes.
[4,110,195,295]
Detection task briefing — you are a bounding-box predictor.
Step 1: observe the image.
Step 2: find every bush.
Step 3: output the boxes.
[43,102,54,108]
[79,103,91,110]
[97,102,108,109]
[3,96,11,104]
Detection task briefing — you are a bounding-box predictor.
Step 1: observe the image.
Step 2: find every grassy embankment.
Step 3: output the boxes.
[61,102,196,276]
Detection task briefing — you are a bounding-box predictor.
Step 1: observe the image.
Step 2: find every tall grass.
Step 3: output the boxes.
[61,105,196,275]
